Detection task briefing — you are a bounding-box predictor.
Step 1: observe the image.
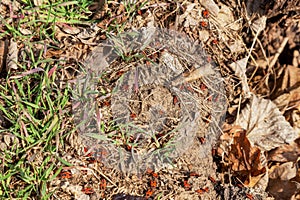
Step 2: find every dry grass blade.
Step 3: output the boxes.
[0,40,5,72]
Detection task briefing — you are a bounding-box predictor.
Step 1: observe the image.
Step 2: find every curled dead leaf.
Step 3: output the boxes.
[229,58,251,98]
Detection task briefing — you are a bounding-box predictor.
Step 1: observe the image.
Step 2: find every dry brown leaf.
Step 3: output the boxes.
[216,5,240,31]
[1,0,21,12]
[61,182,89,200]
[224,126,266,186]
[178,3,198,28]
[19,27,33,35]
[6,39,18,71]
[279,65,300,95]
[236,94,299,151]
[285,15,300,49]
[267,139,300,163]
[198,30,210,42]
[251,16,267,34]
[293,50,300,67]
[229,58,251,98]
[45,49,64,58]
[228,39,244,54]
[199,0,220,16]
[267,177,300,200]
[273,65,300,111]
[269,162,297,181]
[58,24,81,35]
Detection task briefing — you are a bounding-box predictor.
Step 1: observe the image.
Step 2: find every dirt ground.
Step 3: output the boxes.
[0,0,300,199]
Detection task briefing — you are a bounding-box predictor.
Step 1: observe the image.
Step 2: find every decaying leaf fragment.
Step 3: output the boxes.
[6,39,18,71]
[267,161,300,200]
[273,65,300,111]
[267,139,300,163]
[229,58,251,98]
[222,126,266,186]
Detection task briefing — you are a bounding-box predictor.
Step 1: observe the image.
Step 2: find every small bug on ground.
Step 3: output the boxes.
[60,171,72,179]
[145,190,153,199]
[100,179,107,190]
[200,21,208,28]
[196,187,209,194]
[212,39,219,45]
[82,187,94,194]
[150,180,157,188]
[183,180,191,190]
[202,9,210,18]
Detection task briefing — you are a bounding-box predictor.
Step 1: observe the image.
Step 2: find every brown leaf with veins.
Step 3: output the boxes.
[227,126,266,186]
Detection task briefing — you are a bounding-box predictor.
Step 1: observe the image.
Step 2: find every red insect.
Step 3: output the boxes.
[82,187,94,194]
[212,148,217,157]
[146,60,151,66]
[100,179,107,190]
[150,180,157,188]
[200,83,207,91]
[146,168,158,178]
[146,168,153,174]
[87,157,96,163]
[84,147,96,157]
[198,137,206,144]
[196,187,209,194]
[173,95,179,105]
[125,144,132,151]
[212,39,218,45]
[60,171,72,179]
[200,21,208,28]
[202,9,210,18]
[189,172,200,177]
[103,100,110,107]
[130,113,137,119]
[152,172,158,178]
[116,70,124,76]
[183,180,191,190]
[208,176,216,183]
[145,190,153,199]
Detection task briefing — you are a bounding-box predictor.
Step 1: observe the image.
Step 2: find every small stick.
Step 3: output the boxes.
[171,64,215,86]
[269,37,289,70]
[134,67,139,93]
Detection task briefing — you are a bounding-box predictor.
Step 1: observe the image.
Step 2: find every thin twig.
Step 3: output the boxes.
[269,37,289,70]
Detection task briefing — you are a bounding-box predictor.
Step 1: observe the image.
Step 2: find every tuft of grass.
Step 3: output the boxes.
[0,54,70,198]
[0,0,149,198]
[0,0,94,40]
